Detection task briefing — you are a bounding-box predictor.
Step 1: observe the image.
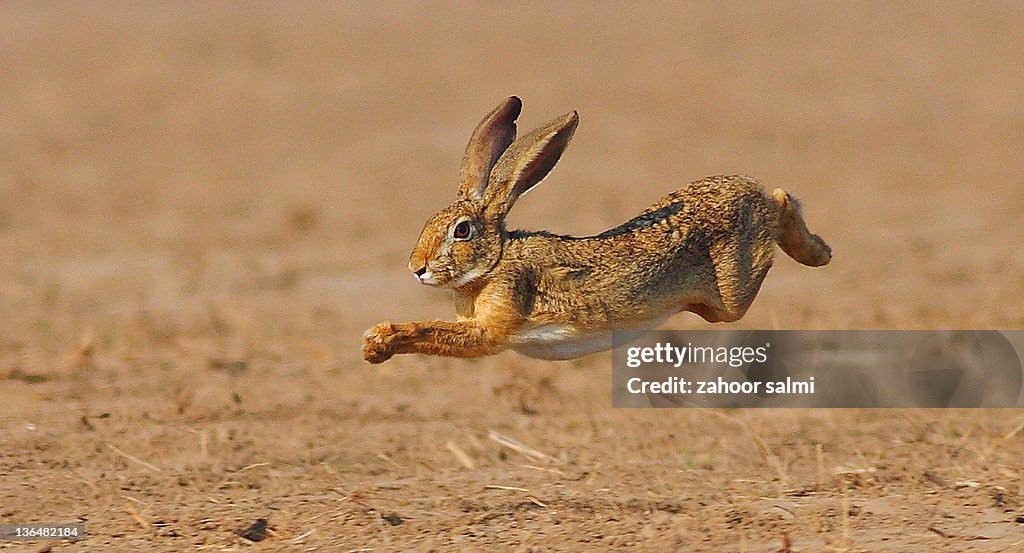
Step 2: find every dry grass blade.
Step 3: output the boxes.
[1003,418,1024,440]
[526,496,548,508]
[446,440,476,470]
[484,485,529,492]
[838,486,851,552]
[107,444,161,473]
[815,443,826,491]
[487,430,559,463]
[521,464,566,475]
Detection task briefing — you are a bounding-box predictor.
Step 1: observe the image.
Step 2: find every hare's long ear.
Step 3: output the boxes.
[484,110,578,220]
[457,96,522,201]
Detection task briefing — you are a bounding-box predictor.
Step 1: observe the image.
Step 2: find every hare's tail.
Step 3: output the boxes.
[771,188,832,267]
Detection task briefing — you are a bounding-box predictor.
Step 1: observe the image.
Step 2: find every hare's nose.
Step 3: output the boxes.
[412,265,427,278]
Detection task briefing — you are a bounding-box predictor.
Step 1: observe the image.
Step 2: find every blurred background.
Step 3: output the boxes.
[2,2,1023,550]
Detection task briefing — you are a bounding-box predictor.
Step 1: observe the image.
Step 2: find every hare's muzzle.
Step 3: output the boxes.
[409,261,437,285]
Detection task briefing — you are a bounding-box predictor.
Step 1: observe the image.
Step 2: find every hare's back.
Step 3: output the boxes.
[661,175,772,228]
[595,175,773,241]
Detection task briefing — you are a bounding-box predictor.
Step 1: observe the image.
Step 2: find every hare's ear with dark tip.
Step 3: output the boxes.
[458,96,522,201]
[484,110,578,219]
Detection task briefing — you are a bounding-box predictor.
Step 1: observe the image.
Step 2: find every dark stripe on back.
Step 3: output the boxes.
[507,201,685,242]
[593,201,684,238]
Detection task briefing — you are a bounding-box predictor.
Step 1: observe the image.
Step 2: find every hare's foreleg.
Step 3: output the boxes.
[362,320,509,363]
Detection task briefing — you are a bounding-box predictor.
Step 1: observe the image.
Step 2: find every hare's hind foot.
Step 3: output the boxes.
[772,189,832,267]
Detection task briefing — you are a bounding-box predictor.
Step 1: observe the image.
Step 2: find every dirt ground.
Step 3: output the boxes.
[2,2,1024,551]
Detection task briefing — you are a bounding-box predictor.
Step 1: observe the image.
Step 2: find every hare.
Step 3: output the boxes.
[362,97,831,363]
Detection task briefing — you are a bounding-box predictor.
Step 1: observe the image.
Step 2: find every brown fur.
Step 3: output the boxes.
[363,98,831,363]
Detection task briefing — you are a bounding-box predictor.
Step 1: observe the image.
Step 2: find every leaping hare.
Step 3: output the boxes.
[362,97,831,363]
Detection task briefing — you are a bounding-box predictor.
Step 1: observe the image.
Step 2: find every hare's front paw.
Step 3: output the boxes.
[362,322,397,364]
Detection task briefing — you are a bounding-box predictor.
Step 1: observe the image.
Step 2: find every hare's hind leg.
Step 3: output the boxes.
[772,189,831,267]
[689,234,774,323]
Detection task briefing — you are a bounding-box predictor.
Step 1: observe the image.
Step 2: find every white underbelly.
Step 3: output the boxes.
[510,319,667,360]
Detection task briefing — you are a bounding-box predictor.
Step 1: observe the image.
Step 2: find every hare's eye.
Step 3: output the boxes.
[453,221,472,240]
